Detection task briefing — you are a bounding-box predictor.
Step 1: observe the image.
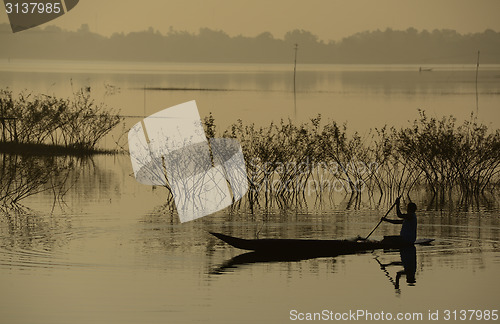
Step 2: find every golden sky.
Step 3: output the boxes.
[2,0,500,40]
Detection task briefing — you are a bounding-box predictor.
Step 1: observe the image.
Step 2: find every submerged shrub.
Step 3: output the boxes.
[0,88,122,151]
[397,110,500,195]
[203,110,500,208]
[0,154,72,206]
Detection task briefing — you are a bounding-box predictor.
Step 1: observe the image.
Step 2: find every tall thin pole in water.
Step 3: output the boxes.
[293,43,298,117]
[475,50,480,114]
[143,84,147,117]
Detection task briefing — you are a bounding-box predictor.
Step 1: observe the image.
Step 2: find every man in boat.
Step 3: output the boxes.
[381,197,417,244]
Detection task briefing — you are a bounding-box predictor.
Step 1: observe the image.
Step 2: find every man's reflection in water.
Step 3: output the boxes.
[376,245,417,291]
[397,245,417,287]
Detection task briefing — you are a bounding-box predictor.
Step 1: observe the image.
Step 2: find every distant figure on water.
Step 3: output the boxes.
[381,197,417,244]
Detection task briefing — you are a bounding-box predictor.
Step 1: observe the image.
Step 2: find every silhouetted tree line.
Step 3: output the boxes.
[1,24,499,63]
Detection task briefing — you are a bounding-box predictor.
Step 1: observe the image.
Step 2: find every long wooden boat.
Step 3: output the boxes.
[210,232,434,254]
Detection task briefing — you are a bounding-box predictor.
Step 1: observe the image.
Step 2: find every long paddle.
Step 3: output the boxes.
[362,169,424,240]
[363,196,401,240]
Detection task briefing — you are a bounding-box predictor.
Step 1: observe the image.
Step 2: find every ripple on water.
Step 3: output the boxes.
[0,210,108,271]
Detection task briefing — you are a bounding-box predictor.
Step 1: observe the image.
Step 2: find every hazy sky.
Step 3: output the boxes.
[2,0,500,40]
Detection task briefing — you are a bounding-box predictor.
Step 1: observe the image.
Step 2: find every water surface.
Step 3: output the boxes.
[0,62,499,323]
[0,155,499,323]
[1,60,499,134]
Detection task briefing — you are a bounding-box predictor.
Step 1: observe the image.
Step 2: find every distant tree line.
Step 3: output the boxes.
[1,23,499,63]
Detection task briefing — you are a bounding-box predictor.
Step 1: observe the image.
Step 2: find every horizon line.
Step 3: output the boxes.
[1,22,499,43]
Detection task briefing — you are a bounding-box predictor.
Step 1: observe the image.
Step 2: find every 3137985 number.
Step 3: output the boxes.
[443,310,498,321]
[5,2,62,14]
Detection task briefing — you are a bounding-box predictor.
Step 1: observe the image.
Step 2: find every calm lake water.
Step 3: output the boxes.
[0,61,499,323]
[1,60,500,132]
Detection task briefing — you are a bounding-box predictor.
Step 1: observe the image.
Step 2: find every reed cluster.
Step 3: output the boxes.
[204,111,499,208]
[0,88,122,152]
[0,154,72,208]
[396,110,500,196]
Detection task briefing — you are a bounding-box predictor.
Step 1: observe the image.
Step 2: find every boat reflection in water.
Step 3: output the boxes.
[211,249,352,275]
[211,233,420,291]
